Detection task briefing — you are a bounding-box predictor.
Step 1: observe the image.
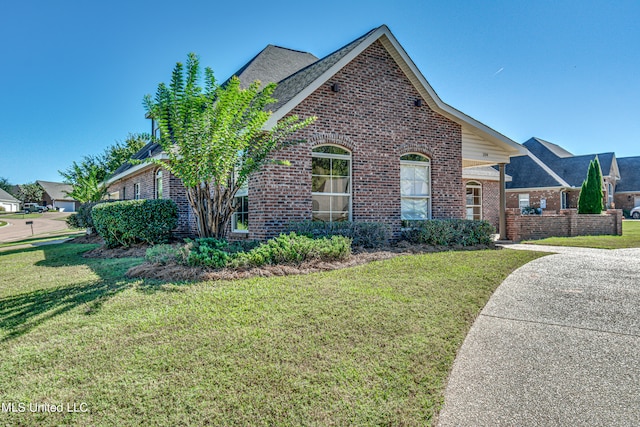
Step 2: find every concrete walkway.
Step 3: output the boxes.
[438,245,640,426]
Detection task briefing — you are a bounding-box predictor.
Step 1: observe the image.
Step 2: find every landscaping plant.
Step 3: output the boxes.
[577,158,604,214]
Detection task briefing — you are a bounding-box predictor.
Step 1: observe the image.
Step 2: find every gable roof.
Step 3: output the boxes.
[522,137,616,188]
[503,154,566,189]
[36,180,76,202]
[264,25,525,157]
[0,187,20,203]
[228,45,318,89]
[616,156,640,192]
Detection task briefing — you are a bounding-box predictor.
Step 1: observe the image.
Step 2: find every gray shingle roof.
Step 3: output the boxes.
[111,141,163,176]
[226,45,318,89]
[616,156,640,192]
[36,180,76,201]
[0,187,20,203]
[503,154,564,189]
[523,137,615,187]
[269,26,380,112]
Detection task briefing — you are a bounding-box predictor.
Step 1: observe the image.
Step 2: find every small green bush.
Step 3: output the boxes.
[66,201,110,231]
[401,219,495,246]
[92,199,178,248]
[0,206,5,212]
[183,238,230,268]
[286,221,389,248]
[232,232,352,268]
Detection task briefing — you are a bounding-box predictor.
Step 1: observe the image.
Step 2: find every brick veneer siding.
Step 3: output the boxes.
[248,41,463,240]
[506,208,622,242]
[464,179,499,229]
[614,193,640,212]
[506,189,580,212]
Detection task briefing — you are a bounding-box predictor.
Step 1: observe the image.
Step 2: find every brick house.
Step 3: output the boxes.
[107,25,524,239]
[614,156,640,213]
[504,137,621,213]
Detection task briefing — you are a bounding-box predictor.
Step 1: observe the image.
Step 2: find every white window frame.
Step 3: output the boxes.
[155,169,163,199]
[400,154,431,221]
[518,193,530,210]
[134,183,141,200]
[312,145,352,222]
[561,191,568,209]
[232,184,249,233]
[465,181,482,220]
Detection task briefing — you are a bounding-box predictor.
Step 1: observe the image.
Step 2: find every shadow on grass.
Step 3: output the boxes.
[0,243,144,342]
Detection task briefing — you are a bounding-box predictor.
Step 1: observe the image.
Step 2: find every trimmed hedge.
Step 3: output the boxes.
[286,221,389,248]
[401,219,495,246]
[92,199,178,248]
[66,201,114,232]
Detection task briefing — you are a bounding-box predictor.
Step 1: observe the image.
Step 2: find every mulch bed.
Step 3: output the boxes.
[68,234,496,282]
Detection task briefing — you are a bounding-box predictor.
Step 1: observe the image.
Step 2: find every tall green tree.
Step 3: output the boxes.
[60,133,150,202]
[16,182,44,203]
[578,158,604,214]
[144,53,316,238]
[0,177,14,195]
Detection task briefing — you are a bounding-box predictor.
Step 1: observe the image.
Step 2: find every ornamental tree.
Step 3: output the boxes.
[143,53,316,238]
[577,158,604,214]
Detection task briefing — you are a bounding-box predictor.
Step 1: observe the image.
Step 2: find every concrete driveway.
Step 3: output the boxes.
[0,212,72,243]
[438,245,640,426]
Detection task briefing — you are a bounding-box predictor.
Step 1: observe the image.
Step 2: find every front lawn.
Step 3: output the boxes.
[0,213,42,219]
[0,243,546,426]
[523,220,640,249]
[0,220,6,227]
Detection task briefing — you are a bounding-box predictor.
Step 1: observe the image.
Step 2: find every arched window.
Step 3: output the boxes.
[312,145,351,222]
[155,169,163,199]
[400,153,430,220]
[465,181,482,220]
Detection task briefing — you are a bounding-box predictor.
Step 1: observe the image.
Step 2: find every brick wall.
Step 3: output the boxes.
[506,208,622,241]
[248,40,463,240]
[614,193,640,212]
[506,189,580,212]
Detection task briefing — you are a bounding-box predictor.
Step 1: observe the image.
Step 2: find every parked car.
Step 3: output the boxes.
[23,203,48,213]
[631,206,640,219]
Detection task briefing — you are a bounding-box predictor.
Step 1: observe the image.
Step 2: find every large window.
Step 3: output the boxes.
[155,169,163,199]
[400,154,431,220]
[312,145,351,222]
[465,181,482,220]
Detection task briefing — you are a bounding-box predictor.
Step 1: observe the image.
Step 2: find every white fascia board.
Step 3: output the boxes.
[526,151,571,187]
[262,25,526,158]
[105,153,169,185]
[505,186,577,192]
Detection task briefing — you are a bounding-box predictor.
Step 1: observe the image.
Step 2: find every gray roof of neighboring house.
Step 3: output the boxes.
[227,45,318,89]
[36,180,76,201]
[0,187,20,203]
[503,154,564,189]
[615,156,640,192]
[522,137,615,188]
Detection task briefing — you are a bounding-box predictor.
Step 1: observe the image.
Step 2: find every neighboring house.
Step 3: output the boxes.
[614,156,640,211]
[36,180,79,212]
[107,25,525,239]
[0,188,21,212]
[504,137,620,212]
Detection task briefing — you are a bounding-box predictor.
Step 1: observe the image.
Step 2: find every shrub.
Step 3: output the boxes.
[66,201,108,231]
[92,199,178,248]
[232,232,352,268]
[401,219,495,246]
[0,206,5,212]
[183,238,230,268]
[286,221,389,248]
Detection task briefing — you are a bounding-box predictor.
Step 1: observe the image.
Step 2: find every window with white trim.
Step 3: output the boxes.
[232,183,248,233]
[312,145,351,222]
[134,183,141,200]
[400,154,431,220]
[518,193,529,210]
[465,181,482,220]
[155,169,163,199]
[561,191,568,209]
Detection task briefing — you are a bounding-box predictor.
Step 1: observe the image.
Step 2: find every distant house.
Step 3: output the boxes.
[0,188,20,212]
[503,137,622,211]
[614,156,640,211]
[107,25,525,238]
[36,180,79,212]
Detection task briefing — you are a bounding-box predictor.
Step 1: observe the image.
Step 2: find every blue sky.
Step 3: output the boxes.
[1,0,638,184]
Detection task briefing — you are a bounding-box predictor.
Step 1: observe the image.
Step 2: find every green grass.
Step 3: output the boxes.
[523,220,640,249]
[0,221,6,227]
[0,230,85,249]
[0,213,42,219]
[0,244,546,426]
